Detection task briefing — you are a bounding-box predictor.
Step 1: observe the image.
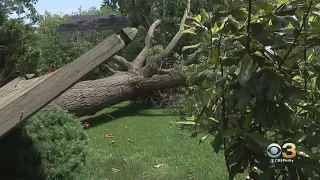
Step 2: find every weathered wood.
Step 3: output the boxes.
[0,27,138,138]
[0,77,25,98]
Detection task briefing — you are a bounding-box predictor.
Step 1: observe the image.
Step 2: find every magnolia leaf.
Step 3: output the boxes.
[186,116,196,121]
[296,146,318,159]
[222,129,242,137]
[277,0,287,8]
[308,53,313,62]
[266,74,281,100]
[312,11,320,16]
[212,133,223,153]
[199,134,209,144]
[254,1,273,14]
[237,53,254,86]
[202,78,212,88]
[182,29,196,35]
[283,59,294,69]
[247,132,272,147]
[211,23,224,34]
[182,43,201,52]
[175,121,196,125]
[210,48,219,65]
[208,117,219,123]
[202,10,209,18]
[292,134,307,144]
[317,76,320,89]
[215,76,228,87]
[193,14,201,23]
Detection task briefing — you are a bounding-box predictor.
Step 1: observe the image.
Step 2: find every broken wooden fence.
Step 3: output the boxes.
[0,27,137,138]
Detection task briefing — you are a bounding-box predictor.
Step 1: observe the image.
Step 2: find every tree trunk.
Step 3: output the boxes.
[45,72,185,116]
[45,0,191,116]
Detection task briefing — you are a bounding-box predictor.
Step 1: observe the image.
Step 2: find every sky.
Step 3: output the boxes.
[35,0,103,15]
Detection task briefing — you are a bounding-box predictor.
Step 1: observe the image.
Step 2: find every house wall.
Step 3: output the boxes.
[57,28,115,42]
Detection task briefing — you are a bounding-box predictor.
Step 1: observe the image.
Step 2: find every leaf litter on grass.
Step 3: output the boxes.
[111,168,120,172]
[154,164,164,168]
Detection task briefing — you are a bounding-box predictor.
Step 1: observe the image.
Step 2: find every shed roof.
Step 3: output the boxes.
[58,14,131,29]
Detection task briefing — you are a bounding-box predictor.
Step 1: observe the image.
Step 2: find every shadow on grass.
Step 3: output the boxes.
[0,127,46,180]
[81,102,178,128]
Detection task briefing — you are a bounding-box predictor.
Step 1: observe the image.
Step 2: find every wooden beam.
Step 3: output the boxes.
[0,27,138,138]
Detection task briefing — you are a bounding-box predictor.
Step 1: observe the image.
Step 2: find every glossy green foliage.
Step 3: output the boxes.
[181,0,320,179]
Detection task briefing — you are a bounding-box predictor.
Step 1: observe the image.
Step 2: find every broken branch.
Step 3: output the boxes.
[158,0,191,61]
[112,55,134,71]
[133,19,162,68]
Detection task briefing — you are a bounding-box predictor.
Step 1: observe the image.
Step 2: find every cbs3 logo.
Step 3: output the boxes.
[267,143,296,158]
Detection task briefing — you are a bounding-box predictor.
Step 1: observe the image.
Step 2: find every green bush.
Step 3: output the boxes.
[0,108,88,180]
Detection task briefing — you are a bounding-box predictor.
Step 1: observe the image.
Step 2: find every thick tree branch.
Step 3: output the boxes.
[112,55,135,71]
[157,0,191,61]
[157,68,174,74]
[133,20,162,68]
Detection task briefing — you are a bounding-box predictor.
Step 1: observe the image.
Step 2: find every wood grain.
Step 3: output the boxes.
[0,30,137,138]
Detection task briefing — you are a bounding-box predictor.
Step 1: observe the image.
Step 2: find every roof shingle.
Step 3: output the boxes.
[58,14,131,29]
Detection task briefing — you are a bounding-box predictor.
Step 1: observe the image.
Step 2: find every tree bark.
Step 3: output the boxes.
[44,0,191,116]
[45,72,185,116]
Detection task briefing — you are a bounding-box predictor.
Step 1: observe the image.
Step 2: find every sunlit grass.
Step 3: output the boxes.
[79,102,230,180]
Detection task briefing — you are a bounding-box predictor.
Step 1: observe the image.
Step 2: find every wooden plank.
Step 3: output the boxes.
[0,74,51,109]
[0,27,137,137]
[0,77,25,98]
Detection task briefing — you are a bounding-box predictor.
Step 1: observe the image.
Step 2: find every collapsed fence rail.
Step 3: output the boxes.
[0,27,137,138]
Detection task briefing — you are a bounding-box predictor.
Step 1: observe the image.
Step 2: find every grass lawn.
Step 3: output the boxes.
[78,102,230,180]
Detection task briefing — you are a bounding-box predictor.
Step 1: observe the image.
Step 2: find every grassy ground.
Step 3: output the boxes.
[79,102,230,180]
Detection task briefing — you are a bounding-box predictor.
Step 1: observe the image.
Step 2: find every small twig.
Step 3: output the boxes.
[104,64,116,74]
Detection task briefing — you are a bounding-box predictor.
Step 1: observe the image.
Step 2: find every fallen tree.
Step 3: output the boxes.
[45,0,191,116]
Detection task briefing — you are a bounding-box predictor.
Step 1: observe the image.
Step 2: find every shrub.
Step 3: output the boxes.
[0,108,88,180]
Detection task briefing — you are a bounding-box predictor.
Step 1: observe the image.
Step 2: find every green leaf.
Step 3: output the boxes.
[222,129,242,137]
[247,132,272,147]
[316,3,320,9]
[182,29,196,35]
[266,74,281,100]
[235,88,251,111]
[182,43,201,52]
[212,133,223,153]
[237,53,254,86]
[283,59,294,69]
[292,134,307,144]
[228,141,246,165]
[308,53,313,62]
[215,76,227,87]
[186,116,196,121]
[211,22,225,34]
[277,0,287,8]
[208,117,219,123]
[296,146,319,159]
[202,10,209,18]
[193,14,201,23]
[202,78,212,89]
[199,134,210,145]
[210,48,219,65]
[254,1,274,14]
[244,112,252,131]
[175,121,196,125]
[316,76,320,90]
